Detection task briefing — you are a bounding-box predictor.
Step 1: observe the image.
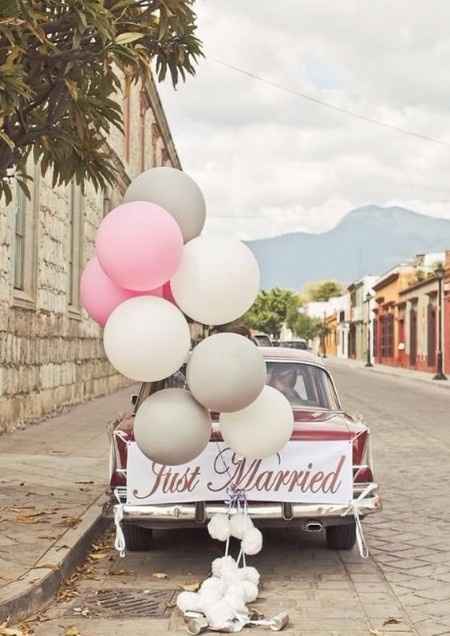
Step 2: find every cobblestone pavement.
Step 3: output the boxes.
[29,527,414,636]
[328,359,450,636]
[24,361,450,636]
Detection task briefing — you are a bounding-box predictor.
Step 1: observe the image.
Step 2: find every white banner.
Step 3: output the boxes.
[126,440,353,505]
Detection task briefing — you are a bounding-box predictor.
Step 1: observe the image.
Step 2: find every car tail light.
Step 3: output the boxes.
[352,430,374,482]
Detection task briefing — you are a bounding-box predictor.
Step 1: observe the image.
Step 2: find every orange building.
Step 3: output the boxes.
[324,313,338,357]
[372,265,416,367]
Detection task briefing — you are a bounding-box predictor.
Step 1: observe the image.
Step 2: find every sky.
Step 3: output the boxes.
[158,0,450,240]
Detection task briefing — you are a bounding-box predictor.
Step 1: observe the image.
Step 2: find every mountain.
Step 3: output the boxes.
[246,205,450,290]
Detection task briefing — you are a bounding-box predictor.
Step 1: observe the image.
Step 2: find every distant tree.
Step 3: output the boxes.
[0,0,203,203]
[244,288,299,339]
[299,280,343,303]
[289,312,322,341]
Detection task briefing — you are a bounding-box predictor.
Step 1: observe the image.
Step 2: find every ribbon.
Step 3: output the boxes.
[113,504,126,558]
[341,482,377,559]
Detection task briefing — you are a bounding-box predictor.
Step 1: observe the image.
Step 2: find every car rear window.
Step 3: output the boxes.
[266,361,339,410]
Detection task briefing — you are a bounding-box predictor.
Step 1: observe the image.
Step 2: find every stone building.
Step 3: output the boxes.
[0,76,180,433]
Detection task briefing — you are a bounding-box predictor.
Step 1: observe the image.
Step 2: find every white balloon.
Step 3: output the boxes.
[124,167,206,243]
[103,296,190,381]
[134,389,211,465]
[187,333,266,412]
[220,386,294,459]
[171,236,260,325]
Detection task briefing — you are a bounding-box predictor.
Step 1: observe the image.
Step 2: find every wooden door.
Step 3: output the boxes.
[410,307,417,367]
[427,303,436,368]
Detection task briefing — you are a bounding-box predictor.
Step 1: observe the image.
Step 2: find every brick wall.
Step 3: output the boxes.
[0,77,181,433]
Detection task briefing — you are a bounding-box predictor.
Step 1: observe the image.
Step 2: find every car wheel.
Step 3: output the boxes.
[123,524,153,551]
[326,522,356,550]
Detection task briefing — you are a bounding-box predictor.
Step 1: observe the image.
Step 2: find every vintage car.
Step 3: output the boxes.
[109,347,380,552]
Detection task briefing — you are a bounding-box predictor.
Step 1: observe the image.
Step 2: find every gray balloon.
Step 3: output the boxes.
[124,167,206,243]
[187,333,266,413]
[134,389,211,466]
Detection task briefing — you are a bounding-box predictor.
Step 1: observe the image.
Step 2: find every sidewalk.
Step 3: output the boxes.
[0,385,135,623]
[325,354,450,390]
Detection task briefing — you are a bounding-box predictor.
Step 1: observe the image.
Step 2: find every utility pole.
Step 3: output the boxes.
[365,291,374,367]
[433,264,447,381]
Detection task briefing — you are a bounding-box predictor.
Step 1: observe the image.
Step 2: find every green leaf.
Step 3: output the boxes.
[0,130,14,149]
[116,31,144,45]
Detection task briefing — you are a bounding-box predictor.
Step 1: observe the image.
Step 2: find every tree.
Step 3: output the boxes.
[0,0,203,203]
[300,280,343,303]
[244,288,299,339]
[288,311,321,341]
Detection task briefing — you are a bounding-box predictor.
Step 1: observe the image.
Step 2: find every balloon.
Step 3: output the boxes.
[220,386,294,459]
[134,389,211,465]
[162,280,177,305]
[187,333,266,412]
[103,296,190,381]
[80,257,162,326]
[96,201,183,291]
[171,237,260,325]
[124,167,206,243]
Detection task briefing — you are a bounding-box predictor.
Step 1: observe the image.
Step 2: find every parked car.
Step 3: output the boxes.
[251,331,273,347]
[109,347,380,551]
[280,338,309,350]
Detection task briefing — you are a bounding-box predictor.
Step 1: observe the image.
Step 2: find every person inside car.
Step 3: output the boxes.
[268,366,301,403]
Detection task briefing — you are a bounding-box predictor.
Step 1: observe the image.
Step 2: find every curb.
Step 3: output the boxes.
[0,493,111,624]
[326,357,450,391]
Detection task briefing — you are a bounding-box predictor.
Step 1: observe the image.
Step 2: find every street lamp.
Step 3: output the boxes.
[365,292,374,368]
[433,263,447,381]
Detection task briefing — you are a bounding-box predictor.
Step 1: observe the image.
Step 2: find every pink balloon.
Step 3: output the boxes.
[80,257,162,326]
[96,201,183,291]
[162,281,177,305]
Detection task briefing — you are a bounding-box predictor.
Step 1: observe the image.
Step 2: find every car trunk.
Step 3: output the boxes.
[111,408,372,489]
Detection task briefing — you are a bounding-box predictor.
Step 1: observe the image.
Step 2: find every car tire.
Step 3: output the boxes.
[123,524,153,551]
[326,522,356,550]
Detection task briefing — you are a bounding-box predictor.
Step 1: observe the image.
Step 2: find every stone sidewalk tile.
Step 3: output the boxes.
[327,361,450,636]
[0,385,134,619]
[326,354,450,391]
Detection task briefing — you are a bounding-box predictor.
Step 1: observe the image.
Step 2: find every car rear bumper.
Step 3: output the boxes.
[110,483,381,529]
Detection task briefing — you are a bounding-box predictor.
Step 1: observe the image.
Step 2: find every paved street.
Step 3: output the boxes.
[19,361,450,636]
[328,359,450,636]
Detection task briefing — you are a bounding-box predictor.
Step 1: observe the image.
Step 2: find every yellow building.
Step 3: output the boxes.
[324,313,338,357]
[372,265,416,366]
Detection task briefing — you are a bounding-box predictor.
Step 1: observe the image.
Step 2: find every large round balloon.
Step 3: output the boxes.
[171,236,260,325]
[80,257,162,326]
[220,386,294,459]
[124,167,206,243]
[134,389,211,465]
[96,201,183,291]
[103,296,190,381]
[187,333,266,412]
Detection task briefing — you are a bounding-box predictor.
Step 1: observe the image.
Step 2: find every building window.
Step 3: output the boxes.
[12,167,40,306]
[68,182,83,310]
[380,314,394,358]
[13,183,26,290]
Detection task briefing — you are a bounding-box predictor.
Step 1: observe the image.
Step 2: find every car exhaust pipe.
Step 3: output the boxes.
[304,520,324,533]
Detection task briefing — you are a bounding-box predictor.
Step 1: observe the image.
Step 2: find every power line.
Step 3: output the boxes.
[213,59,450,148]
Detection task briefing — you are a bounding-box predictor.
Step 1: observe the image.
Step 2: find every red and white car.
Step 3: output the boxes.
[109,347,381,551]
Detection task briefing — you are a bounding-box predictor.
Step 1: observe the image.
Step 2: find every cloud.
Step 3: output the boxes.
[158,0,450,239]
